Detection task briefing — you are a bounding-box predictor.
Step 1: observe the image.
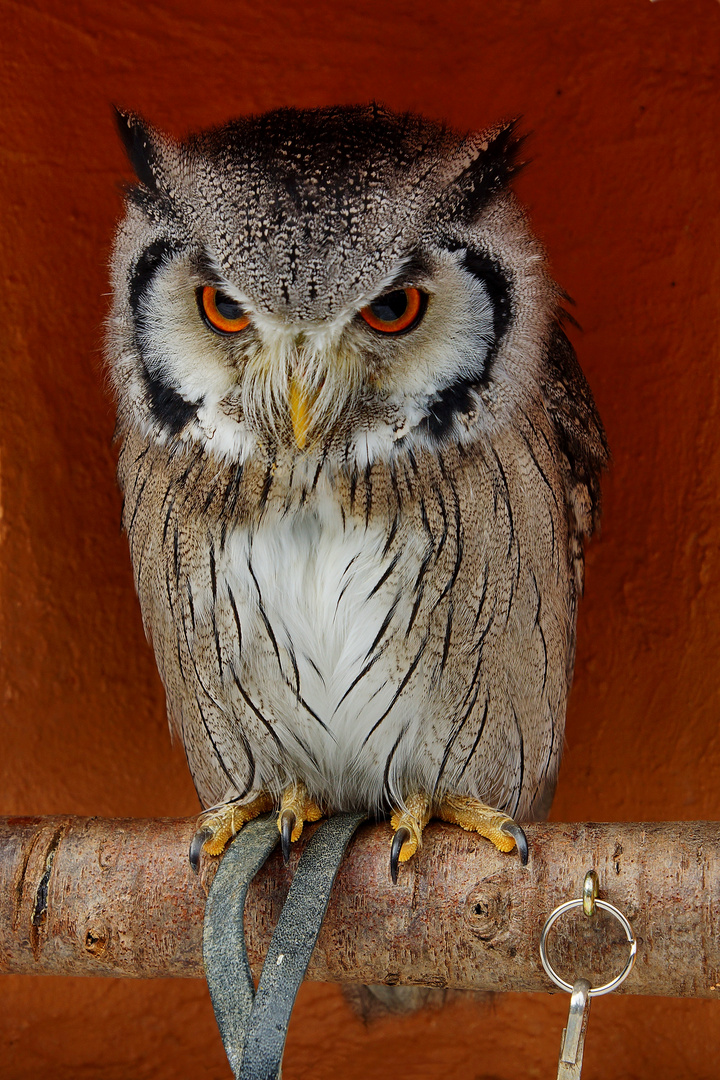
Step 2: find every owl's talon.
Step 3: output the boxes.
[390,827,411,884]
[280,809,295,865]
[388,794,431,881]
[276,782,324,861]
[500,820,529,865]
[189,827,213,874]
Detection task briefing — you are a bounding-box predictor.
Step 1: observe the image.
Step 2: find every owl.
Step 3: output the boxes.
[108,104,607,883]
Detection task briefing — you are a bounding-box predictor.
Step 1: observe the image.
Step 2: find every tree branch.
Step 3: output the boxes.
[1,816,718,996]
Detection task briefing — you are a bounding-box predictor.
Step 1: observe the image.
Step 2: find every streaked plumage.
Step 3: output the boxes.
[108,105,607,866]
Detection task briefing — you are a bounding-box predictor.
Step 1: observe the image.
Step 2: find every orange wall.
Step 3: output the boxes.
[2,1,720,1077]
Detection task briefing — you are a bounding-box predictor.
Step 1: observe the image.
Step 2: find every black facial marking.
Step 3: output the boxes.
[129,238,200,436]
[419,249,513,442]
[462,251,513,350]
[423,383,477,441]
[142,366,201,436]
[129,238,182,321]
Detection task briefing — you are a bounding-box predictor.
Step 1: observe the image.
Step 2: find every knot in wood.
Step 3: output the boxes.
[466,884,506,941]
[84,926,109,957]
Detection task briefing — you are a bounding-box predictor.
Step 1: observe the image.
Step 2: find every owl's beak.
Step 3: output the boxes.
[288,375,315,450]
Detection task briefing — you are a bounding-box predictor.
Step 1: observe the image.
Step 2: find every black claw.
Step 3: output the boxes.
[390,827,411,885]
[501,821,528,866]
[280,810,295,865]
[189,827,213,874]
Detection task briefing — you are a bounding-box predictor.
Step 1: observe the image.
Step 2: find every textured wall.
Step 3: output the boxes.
[1,1,719,1077]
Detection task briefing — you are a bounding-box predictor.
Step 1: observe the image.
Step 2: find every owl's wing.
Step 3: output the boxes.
[541,321,609,595]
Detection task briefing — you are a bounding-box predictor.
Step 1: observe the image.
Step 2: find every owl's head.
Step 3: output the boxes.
[108,105,558,469]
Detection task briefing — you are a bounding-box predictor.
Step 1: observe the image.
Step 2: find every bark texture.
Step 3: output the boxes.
[1,816,718,997]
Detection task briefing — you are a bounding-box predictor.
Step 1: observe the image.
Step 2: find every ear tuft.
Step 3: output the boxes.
[474,118,526,189]
[113,107,160,192]
[440,119,527,222]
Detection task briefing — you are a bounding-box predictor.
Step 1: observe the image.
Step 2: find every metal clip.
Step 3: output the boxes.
[557,978,591,1078]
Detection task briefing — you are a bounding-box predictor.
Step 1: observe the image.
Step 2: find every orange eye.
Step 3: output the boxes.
[360,287,425,335]
[198,286,251,335]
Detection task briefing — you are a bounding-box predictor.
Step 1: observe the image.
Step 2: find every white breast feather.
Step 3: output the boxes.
[207,497,428,809]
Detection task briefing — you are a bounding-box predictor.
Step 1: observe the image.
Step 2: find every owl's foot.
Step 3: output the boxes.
[388,794,528,883]
[189,792,275,872]
[389,794,432,884]
[278,782,324,864]
[437,794,528,865]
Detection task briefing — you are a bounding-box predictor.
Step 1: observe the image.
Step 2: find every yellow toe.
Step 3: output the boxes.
[277,782,324,844]
[438,794,522,856]
[195,792,275,857]
[390,793,432,862]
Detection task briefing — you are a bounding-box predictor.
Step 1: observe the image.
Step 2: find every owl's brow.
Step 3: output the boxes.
[379,251,433,290]
[192,249,236,291]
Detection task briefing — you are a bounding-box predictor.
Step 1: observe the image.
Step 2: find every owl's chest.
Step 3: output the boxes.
[128,428,574,812]
[213,503,422,731]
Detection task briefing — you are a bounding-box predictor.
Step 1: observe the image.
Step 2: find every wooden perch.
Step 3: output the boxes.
[1,816,719,997]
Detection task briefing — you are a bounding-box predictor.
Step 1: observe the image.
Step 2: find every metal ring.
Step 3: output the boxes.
[540,898,637,996]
